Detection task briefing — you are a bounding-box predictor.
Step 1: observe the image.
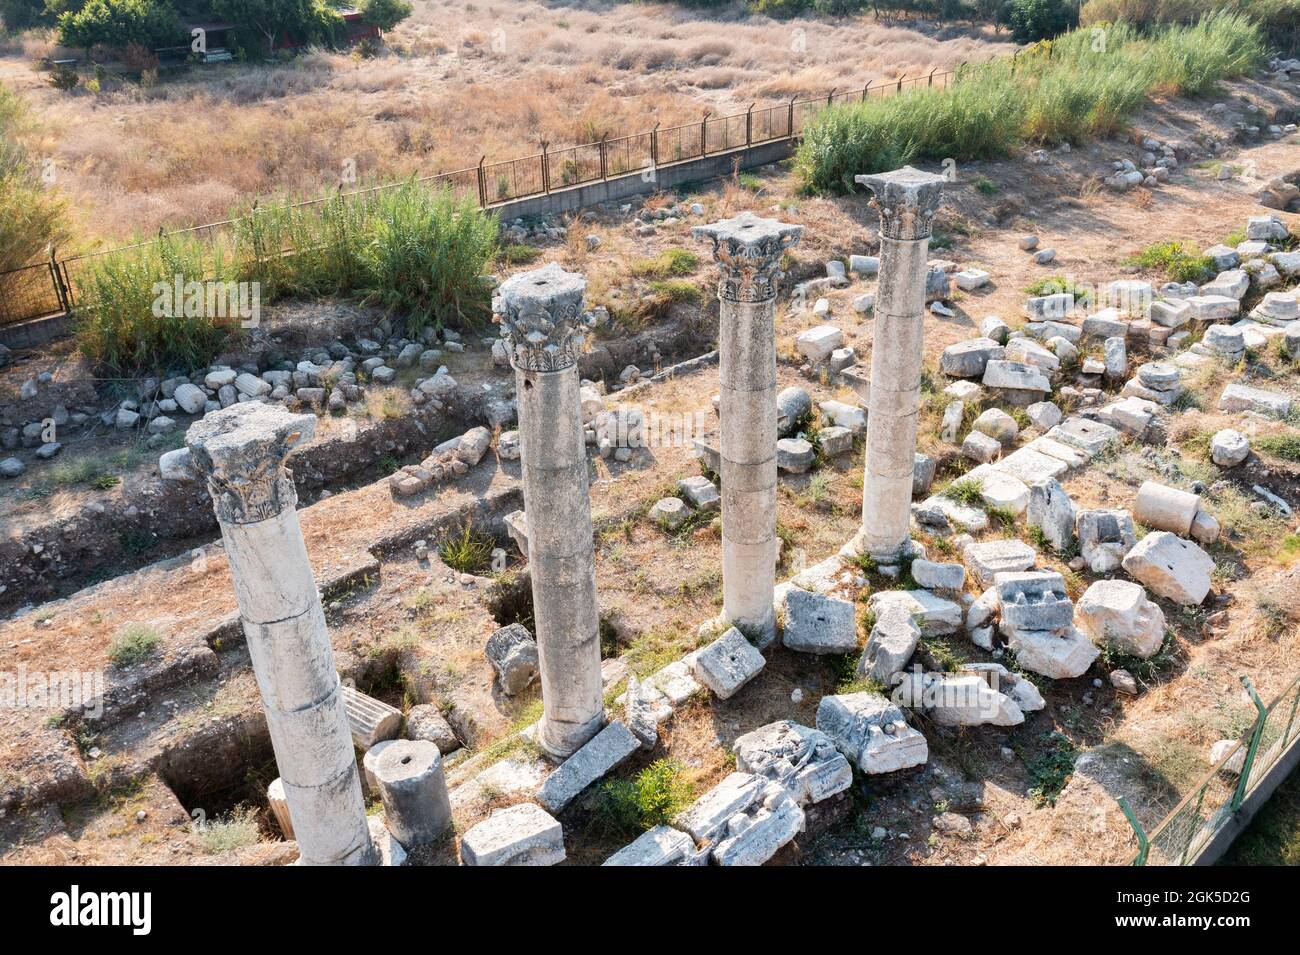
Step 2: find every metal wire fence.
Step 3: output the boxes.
[0,67,957,329]
[1127,673,1300,865]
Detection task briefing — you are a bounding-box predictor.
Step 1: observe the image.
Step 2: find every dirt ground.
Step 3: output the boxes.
[0,3,1011,242]
[2,73,1300,866]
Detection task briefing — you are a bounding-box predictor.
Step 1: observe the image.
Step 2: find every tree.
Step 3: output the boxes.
[1003,0,1078,42]
[56,0,181,51]
[210,0,339,54]
[357,0,410,32]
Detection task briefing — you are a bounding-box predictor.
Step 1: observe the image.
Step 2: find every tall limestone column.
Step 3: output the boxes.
[852,166,946,562]
[185,402,375,866]
[497,263,604,759]
[693,212,803,641]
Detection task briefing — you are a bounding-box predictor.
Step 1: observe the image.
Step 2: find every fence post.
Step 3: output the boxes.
[1283,680,1300,747]
[541,141,551,195]
[896,74,905,94]
[701,110,710,157]
[746,103,753,147]
[1117,797,1149,866]
[48,246,70,315]
[1012,51,1019,75]
[476,155,487,207]
[787,98,795,138]
[599,135,608,180]
[1231,676,1269,812]
[651,122,660,169]
[827,87,835,107]
[928,67,936,87]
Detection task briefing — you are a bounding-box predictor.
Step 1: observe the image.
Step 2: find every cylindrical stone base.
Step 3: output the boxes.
[516,366,605,759]
[374,740,453,847]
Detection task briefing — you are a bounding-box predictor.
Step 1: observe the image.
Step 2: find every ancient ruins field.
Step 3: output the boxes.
[3,14,1300,871]
[0,1,1009,242]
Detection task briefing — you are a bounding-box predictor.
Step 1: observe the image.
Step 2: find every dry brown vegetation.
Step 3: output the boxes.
[0,0,1010,243]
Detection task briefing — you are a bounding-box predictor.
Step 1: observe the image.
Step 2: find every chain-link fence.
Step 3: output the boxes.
[1127,674,1300,865]
[1,67,958,330]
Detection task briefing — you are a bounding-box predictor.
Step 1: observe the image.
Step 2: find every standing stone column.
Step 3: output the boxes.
[852,166,945,562]
[497,263,604,759]
[186,403,375,866]
[693,212,803,641]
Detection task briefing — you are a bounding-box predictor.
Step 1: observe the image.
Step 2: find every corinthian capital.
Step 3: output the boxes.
[496,263,588,372]
[854,165,946,241]
[186,402,316,525]
[692,212,803,304]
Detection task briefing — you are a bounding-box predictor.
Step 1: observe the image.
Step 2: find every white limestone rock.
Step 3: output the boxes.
[1076,508,1137,573]
[733,720,853,806]
[1026,478,1075,552]
[485,623,540,696]
[894,671,1024,727]
[1218,382,1291,418]
[963,538,1036,588]
[781,588,858,654]
[867,589,963,636]
[603,825,704,866]
[460,803,565,866]
[1134,480,1201,537]
[816,692,929,774]
[1122,531,1214,605]
[795,325,844,362]
[691,627,766,699]
[1007,626,1099,680]
[538,721,640,813]
[1076,579,1166,658]
[858,610,921,683]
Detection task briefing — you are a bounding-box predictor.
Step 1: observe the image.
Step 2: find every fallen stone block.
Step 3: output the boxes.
[963,538,1036,588]
[940,338,1004,378]
[603,825,704,866]
[1218,382,1291,418]
[858,610,921,684]
[733,720,853,806]
[782,588,858,654]
[1122,531,1214,605]
[691,627,766,699]
[1007,626,1099,680]
[538,721,640,813]
[995,571,1074,639]
[1076,579,1166,659]
[816,692,928,774]
[894,671,1024,727]
[867,589,963,635]
[485,623,540,696]
[1076,508,1137,573]
[460,803,565,866]
[1134,480,1200,537]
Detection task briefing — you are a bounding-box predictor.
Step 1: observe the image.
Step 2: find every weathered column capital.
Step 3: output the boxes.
[186,402,316,525]
[854,166,946,241]
[496,263,589,373]
[692,212,803,304]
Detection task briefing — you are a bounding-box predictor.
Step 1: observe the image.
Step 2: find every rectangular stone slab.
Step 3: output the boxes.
[537,721,640,814]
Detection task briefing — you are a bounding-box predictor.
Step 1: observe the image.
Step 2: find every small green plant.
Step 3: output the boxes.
[1255,433,1300,462]
[942,476,985,506]
[109,623,161,666]
[195,805,262,854]
[631,248,699,278]
[594,759,695,834]
[1127,241,1213,284]
[1024,275,1091,301]
[437,520,497,575]
[1019,731,1079,806]
[972,175,1000,196]
[499,244,541,265]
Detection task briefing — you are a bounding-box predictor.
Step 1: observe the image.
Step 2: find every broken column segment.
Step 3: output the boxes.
[497,263,604,759]
[851,165,946,561]
[185,402,375,865]
[693,212,803,642]
[373,739,453,847]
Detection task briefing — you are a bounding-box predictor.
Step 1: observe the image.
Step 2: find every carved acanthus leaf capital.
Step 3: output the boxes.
[495,263,589,372]
[854,165,946,241]
[185,402,316,524]
[692,212,803,304]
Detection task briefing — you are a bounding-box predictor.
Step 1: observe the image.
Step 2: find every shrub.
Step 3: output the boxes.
[109,623,161,666]
[631,248,699,278]
[196,805,262,853]
[1256,433,1300,462]
[594,759,695,834]
[0,84,68,275]
[359,182,498,334]
[437,520,497,575]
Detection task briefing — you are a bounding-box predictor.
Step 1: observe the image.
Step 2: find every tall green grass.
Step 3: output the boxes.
[796,14,1267,193]
[1083,0,1300,54]
[73,235,228,375]
[75,182,498,374]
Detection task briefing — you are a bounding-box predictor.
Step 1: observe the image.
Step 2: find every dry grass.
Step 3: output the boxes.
[0,3,1010,242]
